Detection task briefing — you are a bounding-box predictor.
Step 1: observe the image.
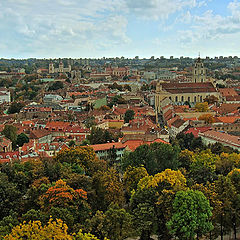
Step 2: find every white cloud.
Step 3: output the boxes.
[0,0,130,57]
[123,0,200,20]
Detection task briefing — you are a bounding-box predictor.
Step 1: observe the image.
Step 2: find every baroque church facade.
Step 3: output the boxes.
[155,57,220,113]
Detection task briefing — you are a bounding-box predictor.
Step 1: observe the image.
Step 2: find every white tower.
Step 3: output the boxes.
[192,57,206,83]
[49,62,54,74]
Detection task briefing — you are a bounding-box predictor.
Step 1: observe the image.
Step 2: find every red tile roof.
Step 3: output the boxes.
[162,82,217,94]
[199,130,240,148]
[124,138,169,151]
[185,127,212,137]
[219,88,238,97]
[90,142,126,152]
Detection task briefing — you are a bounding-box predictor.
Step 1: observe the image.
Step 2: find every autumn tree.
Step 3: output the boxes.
[167,190,213,240]
[199,114,215,124]
[204,95,218,104]
[123,166,148,197]
[54,147,106,176]
[131,169,187,240]
[92,168,124,210]
[189,150,218,184]
[40,179,90,228]
[195,102,209,112]
[4,218,72,240]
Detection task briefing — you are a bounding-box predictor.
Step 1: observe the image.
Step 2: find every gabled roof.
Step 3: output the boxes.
[29,129,51,139]
[199,130,240,148]
[162,82,217,94]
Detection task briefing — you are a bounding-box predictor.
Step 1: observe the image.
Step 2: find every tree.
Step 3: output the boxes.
[0,173,21,220]
[199,114,215,124]
[68,140,75,147]
[87,127,116,145]
[48,81,64,91]
[40,179,88,211]
[16,133,29,147]
[54,146,107,176]
[2,125,17,143]
[189,150,218,184]
[131,169,187,240]
[121,143,180,175]
[4,218,73,239]
[92,168,124,210]
[175,132,204,151]
[123,166,148,196]
[214,175,237,240]
[102,204,133,240]
[7,102,25,114]
[204,95,218,104]
[195,102,209,112]
[39,179,90,228]
[124,110,135,123]
[167,190,213,240]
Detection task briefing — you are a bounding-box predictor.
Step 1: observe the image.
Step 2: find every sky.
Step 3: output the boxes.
[0,0,240,59]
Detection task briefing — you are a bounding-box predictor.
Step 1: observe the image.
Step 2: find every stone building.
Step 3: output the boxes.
[49,62,71,74]
[192,57,207,83]
[155,82,220,113]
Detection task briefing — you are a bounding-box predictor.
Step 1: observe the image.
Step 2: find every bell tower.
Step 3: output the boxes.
[192,57,206,83]
[49,62,54,74]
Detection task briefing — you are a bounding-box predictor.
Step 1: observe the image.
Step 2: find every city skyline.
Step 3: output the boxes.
[1,0,240,59]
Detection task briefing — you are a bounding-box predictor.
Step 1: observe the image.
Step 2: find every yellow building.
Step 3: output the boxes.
[155,82,220,113]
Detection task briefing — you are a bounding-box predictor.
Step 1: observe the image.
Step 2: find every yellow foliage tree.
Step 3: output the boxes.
[195,102,209,112]
[4,218,72,240]
[138,169,187,192]
[123,166,148,195]
[199,114,215,124]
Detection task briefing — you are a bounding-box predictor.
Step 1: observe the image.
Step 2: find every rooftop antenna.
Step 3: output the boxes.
[198,52,200,58]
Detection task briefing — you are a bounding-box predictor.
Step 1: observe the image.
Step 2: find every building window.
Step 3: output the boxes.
[194,96,197,102]
[200,96,202,102]
[175,96,178,102]
[181,96,184,102]
[188,97,190,102]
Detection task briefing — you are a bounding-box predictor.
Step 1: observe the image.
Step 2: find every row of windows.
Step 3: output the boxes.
[169,96,203,102]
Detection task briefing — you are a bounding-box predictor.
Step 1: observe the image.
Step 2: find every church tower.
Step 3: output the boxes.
[192,57,206,83]
[49,62,54,74]
[59,61,64,73]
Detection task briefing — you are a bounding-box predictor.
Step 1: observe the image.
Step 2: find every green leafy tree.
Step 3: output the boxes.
[7,102,25,114]
[16,133,29,147]
[131,169,187,240]
[167,190,213,240]
[124,109,135,123]
[2,125,17,143]
[48,81,63,91]
[189,150,218,184]
[121,143,180,175]
[87,127,116,145]
[103,204,133,240]
[0,173,21,220]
